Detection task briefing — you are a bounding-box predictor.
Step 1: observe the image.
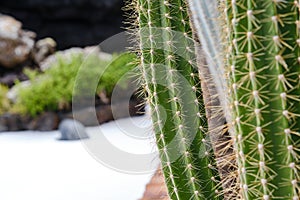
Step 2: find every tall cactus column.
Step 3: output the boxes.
[224,0,300,199]
[135,0,220,199]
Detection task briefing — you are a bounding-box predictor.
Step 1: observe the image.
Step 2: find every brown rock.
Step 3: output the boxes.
[26,112,59,131]
[140,168,169,200]
[64,99,144,127]
[0,113,26,131]
[63,104,115,127]
[65,107,100,127]
[39,46,112,72]
[0,112,58,131]
[111,100,142,120]
[97,90,110,105]
[96,105,113,124]
[32,37,56,64]
[0,97,144,132]
[0,115,8,132]
[0,14,35,68]
[0,73,18,87]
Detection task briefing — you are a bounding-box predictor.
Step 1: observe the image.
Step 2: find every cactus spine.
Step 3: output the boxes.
[223,0,300,198]
[135,0,220,199]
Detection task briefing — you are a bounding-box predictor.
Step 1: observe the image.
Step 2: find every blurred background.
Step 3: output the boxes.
[0,0,168,199]
[0,0,125,50]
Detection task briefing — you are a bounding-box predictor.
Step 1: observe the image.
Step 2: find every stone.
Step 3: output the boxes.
[0,70,28,87]
[58,119,89,141]
[0,124,8,132]
[0,112,58,131]
[97,90,110,105]
[6,80,31,103]
[0,116,8,132]
[111,99,145,119]
[63,99,144,127]
[140,168,169,200]
[0,73,18,87]
[62,105,113,127]
[2,113,23,131]
[0,96,144,132]
[0,14,35,68]
[63,107,100,127]
[32,37,56,64]
[39,46,112,71]
[96,105,113,124]
[26,112,59,131]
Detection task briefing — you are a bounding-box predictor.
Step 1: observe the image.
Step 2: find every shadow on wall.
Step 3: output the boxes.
[0,0,125,50]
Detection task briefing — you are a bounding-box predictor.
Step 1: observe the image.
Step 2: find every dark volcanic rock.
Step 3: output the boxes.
[0,73,18,87]
[0,71,28,87]
[0,0,124,50]
[0,112,59,131]
[0,113,24,131]
[64,107,100,127]
[58,119,89,141]
[0,124,8,132]
[0,97,144,132]
[63,100,144,127]
[27,112,59,131]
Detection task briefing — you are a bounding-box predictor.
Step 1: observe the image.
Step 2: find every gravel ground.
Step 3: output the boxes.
[0,115,159,200]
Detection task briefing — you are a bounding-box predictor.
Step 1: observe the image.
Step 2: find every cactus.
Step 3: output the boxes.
[130,0,300,199]
[133,0,221,199]
[187,0,300,198]
[222,0,300,199]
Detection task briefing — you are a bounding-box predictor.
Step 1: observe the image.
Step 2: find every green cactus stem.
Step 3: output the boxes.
[223,0,300,199]
[135,0,221,199]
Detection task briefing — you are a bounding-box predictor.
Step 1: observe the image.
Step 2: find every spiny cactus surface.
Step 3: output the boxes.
[223,0,300,199]
[135,0,221,199]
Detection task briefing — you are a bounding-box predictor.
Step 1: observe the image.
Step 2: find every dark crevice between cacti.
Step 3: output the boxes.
[197,44,237,200]
[187,5,238,198]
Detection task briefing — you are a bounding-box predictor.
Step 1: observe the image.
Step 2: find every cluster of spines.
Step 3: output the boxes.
[223,0,300,199]
[135,0,222,199]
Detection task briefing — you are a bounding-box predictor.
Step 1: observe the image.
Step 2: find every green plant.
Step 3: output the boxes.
[13,52,137,116]
[97,52,137,95]
[0,84,11,115]
[135,0,221,199]
[133,0,300,199]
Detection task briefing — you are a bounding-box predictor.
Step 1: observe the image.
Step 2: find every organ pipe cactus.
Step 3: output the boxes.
[134,0,221,199]
[131,0,300,199]
[222,0,300,199]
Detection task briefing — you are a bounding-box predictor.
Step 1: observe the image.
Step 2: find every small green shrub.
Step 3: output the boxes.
[97,52,137,95]
[13,52,137,116]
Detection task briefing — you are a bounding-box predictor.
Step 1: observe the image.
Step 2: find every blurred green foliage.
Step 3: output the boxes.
[12,52,137,116]
[0,84,11,115]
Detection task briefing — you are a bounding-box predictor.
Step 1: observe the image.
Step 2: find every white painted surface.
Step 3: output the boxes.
[0,115,158,200]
